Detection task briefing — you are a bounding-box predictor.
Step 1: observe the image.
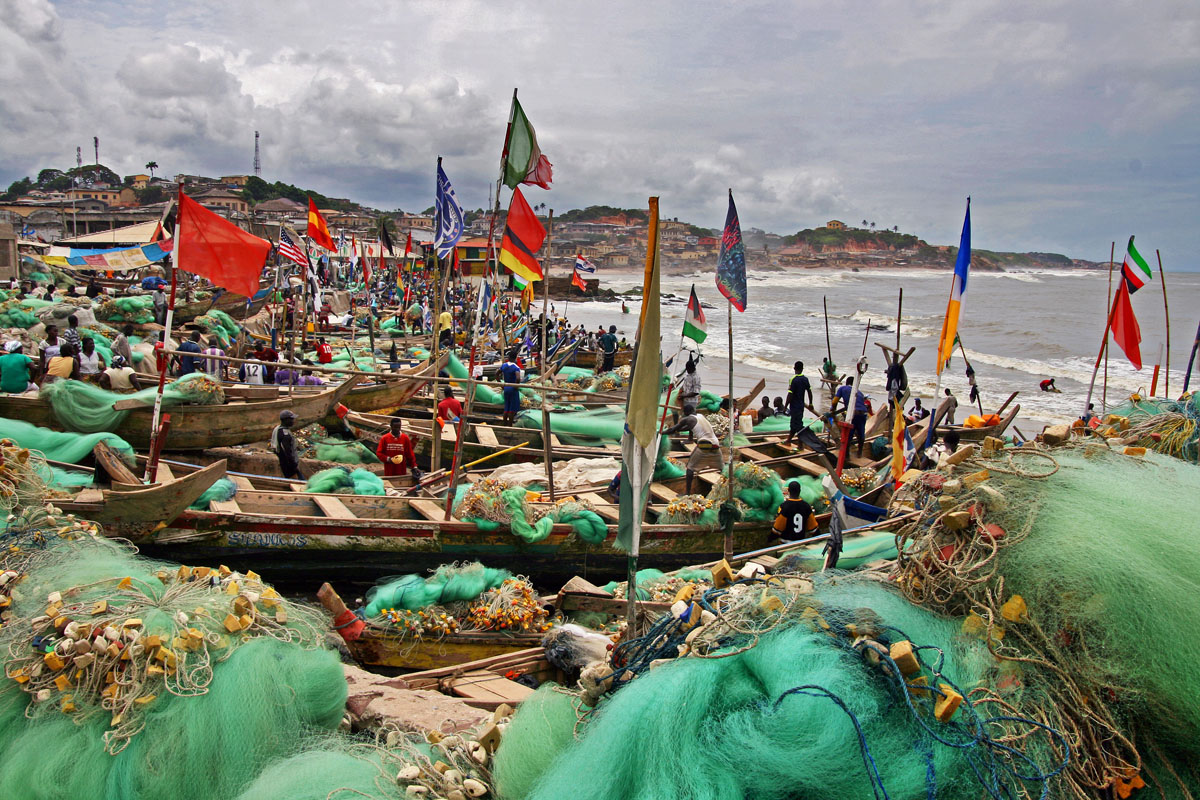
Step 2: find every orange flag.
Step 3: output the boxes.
[177,191,270,298]
[307,197,336,251]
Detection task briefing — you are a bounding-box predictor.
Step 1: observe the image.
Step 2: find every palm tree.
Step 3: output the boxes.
[870,221,876,231]
[862,219,868,227]
[145,161,158,179]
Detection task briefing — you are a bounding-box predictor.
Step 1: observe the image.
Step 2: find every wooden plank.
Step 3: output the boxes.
[209,498,241,513]
[576,492,620,521]
[450,670,535,705]
[475,425,499,447]
[312,494,357,520]
[231,475,256,492]
[650,483,679,502]
[557,594,672,616]
[74,488,104,503]
[739,447,772,463]
[94,441,141,485]
[155,462,175,483]
[409,498,455,522]
[289,483,308,493]
[787,457,828,477]
[397,647,545,686]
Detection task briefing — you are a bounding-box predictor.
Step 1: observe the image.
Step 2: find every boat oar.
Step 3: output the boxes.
[405,439,531,495]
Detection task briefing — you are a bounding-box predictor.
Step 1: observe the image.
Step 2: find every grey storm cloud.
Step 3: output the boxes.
[1,0,1197,261]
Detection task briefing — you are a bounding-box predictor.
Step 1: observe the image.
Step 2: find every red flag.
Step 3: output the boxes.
[572,268,587,291]
[378,240,385,283]
[177,191,270,298]
[1109,282,1143,370]
[307,197,336,251]
[360,238,371,284]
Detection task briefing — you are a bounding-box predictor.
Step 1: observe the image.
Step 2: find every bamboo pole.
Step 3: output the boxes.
[430,249,444,473]
[1102,248,1114,410]
[1157,249,1170,398]
[1083,242,1117,417]
[540,210,555,501]
[724,300,735,560]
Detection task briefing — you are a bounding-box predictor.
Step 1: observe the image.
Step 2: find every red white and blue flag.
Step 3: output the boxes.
[574,254,597,273]
[277,229,306,264]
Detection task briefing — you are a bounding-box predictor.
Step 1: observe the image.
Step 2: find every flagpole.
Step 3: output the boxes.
[540,211,556,502]
[1182,318,1200,394]
[144,240,178,483]
[430,253,444,475]
[1102,246,1114,410]
[625,196,659,628]
[724,298,735,560]
[1083,242,1117,417]
[1157,249,1170,398]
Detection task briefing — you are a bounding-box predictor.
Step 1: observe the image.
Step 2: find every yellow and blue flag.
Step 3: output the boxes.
[936,198,971,375]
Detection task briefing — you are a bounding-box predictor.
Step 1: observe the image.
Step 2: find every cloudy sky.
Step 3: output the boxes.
[2,0,1197,263]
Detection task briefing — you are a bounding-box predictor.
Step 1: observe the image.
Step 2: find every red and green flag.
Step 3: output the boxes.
[503,96,553,190]
[1110,236,1153,370]
[1120,235,1152,294]
[682,283,707,343]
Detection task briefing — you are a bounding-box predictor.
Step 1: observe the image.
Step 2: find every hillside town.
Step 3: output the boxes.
[0,165,1098,277]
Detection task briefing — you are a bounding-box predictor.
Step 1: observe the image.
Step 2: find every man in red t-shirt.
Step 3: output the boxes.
[437,387,463,424]
[315,337,333,364]
[375,417,420,480]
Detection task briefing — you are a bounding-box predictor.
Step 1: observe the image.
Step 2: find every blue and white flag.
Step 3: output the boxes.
[574,254,597,273]
[433,158,464,260]
[336,228,347,255]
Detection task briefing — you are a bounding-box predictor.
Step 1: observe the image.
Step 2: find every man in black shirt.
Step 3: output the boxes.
[771,481,817,545]
[783,361,813,446]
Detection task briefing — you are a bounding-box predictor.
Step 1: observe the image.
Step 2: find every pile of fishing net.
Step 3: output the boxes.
[358,562,552,641]
[188,476,238,509]
[0,419,134,465]
[515,407,625,445]
[492,574,1069,800]
[194,308,242,347]
[0,448,516,800]
[891,438,1200,797]
[0,298,41,328]
[0,535,346,796]
[600,567,713,602]
[39,374,225,433]
[97,295,154,324]
[303,433,380,465]
[304,466,386,495]
[1104,392,1199,463]
[708,461,787,522]
[453,478,609,544]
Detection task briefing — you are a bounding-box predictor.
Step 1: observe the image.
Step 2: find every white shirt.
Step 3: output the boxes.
[242,362,265,384]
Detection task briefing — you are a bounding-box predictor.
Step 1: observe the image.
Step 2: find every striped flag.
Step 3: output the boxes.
[434,158,465,260]
[1120,235,1153,294]
[682,284,707,343]
[1110,235,1152,370]
[935,198,971,375]
[277,229,305,264]
[574,254,597,273]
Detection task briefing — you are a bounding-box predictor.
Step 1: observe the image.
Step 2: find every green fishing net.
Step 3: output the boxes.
[495,578,1048,800]
[893,442,1200,796]
[0,537,345,800]
[98,296,155,324]
[304,467,385,495]
[1106,393,1199,463]
[0,418,135,464]
[363,561,513,616]
[39,374,225,433]
[454,480,609,544]
[188,476,237,509]
[310,437,380,465]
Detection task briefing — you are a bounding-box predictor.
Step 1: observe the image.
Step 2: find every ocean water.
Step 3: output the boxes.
[555,266,1200,429]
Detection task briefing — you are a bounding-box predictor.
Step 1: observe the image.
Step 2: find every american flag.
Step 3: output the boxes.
[277,229,306,264]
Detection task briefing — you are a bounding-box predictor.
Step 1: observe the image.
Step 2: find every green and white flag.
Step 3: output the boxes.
[682,284,707,343]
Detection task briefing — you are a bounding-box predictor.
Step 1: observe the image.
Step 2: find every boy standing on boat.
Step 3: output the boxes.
[499,352,523,425]
[662,404,724,496]
[784,361,813,447]
[270,410,304,480]
[599,325,619,372]
[770,481,818,545]
[675,357,702,413]
[376,417,420,482]
[834,377,869,459]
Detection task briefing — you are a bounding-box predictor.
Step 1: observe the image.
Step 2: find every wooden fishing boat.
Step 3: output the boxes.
[936,404,1020,442]
[0,376,360,451]
[172,291,269,322]
[51,456,227,539]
